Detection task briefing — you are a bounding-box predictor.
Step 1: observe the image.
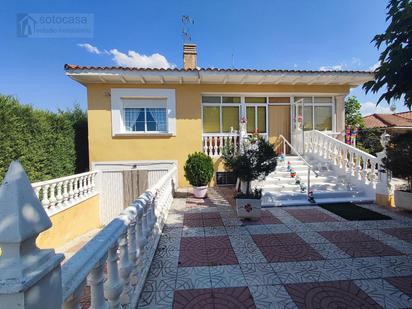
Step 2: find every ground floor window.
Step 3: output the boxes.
[294,97,334,131]
[124,107,167,132]
[246,106,267,133]
[202,106,240,133]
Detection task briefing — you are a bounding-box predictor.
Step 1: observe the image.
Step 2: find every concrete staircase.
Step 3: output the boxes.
[260,155,374,207]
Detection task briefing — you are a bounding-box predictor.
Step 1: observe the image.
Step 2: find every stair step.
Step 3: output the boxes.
[261,196,374,207]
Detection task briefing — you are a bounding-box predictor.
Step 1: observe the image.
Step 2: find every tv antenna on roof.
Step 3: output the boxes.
[182,15,194,43]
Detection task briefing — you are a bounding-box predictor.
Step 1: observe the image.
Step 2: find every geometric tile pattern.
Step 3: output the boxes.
[383,228,412,244]
[285,280,382,308]
[286,208,339,223]
[320,230,404,258]
[137,187,412,308]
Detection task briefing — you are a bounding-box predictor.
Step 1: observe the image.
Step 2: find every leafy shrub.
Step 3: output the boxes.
[223,137,277,195]
[184,152,214,187]
[357,128,384,156]
[385,132,412,192]
[0,95,89,183]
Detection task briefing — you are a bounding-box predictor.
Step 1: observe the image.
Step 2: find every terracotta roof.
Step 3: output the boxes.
[64,64,372,74]
[364,111,412,128]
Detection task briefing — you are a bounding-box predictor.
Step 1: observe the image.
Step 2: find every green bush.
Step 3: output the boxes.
[184,152,214,187]
[385,132,412,192]
[222,137,278,195]
[357,128,384,156]
[0,95,89,183]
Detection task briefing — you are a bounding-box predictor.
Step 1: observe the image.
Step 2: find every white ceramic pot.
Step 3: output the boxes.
[394,190,412,211]
[193,185,208,198]
[236,198,261,220]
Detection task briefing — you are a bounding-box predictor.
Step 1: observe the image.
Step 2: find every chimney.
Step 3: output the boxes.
[183,44,197,70]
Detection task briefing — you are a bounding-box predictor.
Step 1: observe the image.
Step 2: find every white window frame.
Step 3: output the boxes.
[201,99,242,135]
[111,88,176,136]
[292,96,335,132]
[245,104,268,134]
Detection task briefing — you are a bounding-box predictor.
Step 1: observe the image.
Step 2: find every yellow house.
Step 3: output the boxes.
[65,44,373,187]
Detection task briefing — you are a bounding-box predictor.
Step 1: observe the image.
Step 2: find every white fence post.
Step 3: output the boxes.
[0,161,64,309]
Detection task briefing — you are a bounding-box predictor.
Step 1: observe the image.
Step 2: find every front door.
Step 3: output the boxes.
[268,105,291,154]
[291,98,305,154]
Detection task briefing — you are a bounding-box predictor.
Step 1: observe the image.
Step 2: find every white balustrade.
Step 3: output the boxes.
[32,171,99,215]
[60,165,177,309]
[305,130,380,189]
[202,133,239,157]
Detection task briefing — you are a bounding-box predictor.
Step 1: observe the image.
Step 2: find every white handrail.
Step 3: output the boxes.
[61,164,177,309]
[279,134,318,195]
[305,130,380,189]
[32,170,99,215]
[312,130,377,160]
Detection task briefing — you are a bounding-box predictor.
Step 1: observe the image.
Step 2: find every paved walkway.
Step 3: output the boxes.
[138,187,412,309]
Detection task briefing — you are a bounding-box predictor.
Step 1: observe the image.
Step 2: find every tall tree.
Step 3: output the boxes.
[363,0,412,110]
[345,96,365,128]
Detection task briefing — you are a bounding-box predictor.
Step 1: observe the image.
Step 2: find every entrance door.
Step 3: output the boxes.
[291,98,305,154]
[268,105,290,154]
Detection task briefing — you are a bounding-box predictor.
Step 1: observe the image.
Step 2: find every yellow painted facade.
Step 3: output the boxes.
[37,194,101,249]
[86,83,350,187]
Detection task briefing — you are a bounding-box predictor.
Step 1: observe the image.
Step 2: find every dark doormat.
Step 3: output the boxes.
[318,203,392,221]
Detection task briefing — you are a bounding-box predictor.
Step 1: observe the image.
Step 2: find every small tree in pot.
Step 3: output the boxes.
[223,136,277,219]
[385,132,412,210]
[184,152,214,198]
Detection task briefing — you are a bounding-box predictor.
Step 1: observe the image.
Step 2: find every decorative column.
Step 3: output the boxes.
[335,95,346,141]
[375,132,394,207]
[0,161,65,309]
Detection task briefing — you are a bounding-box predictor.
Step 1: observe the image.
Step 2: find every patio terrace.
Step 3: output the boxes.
[136,188,412,309]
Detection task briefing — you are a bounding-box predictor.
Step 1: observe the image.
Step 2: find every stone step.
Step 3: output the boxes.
[261,196,374,207]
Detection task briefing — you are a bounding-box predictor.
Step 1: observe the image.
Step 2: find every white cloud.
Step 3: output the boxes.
[319,64,345,71]
[369,62,381,71]
[351,57,362,66]
[109,49,175,69]
[77,43,174,69]
[77,43,107,55]
[360,101,392,116]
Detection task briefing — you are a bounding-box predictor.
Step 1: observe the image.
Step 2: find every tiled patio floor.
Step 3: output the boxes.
[138,187,412,308]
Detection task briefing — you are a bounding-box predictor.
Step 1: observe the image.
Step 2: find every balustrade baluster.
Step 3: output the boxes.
[141,200,150,246]
[34,186,41,199]
[362,158,368,183]
[73,178,79,199]
[42,184,51,209]
[104,243,123,309]
[119,229,132,305]
[49,182,57,210]
[213,137,218,156]
[56,181,64,208]
[62,180,70,205]
[127,216,138,286]
[81,176,86,197]
[88,257,109,309]
[135,202,146,256]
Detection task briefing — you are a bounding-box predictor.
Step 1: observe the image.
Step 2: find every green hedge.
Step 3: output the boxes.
[0,95,89,183]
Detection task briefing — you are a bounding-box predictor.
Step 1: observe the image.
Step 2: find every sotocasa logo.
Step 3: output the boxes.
[17,13,94,38]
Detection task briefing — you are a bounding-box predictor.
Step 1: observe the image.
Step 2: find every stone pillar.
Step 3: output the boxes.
[335,95,346,140]
[0,161,64,309]
[375,150,395,207]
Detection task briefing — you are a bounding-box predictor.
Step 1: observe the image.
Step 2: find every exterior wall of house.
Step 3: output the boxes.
[87,83,350,187]
[37,195,101,249]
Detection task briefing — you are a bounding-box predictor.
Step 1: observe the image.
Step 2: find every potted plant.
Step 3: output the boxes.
[184,152,214,198]
[385,132,412,211]
[223,136,277,219]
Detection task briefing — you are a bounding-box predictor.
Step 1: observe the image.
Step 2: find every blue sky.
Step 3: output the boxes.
[0,0,407,114]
